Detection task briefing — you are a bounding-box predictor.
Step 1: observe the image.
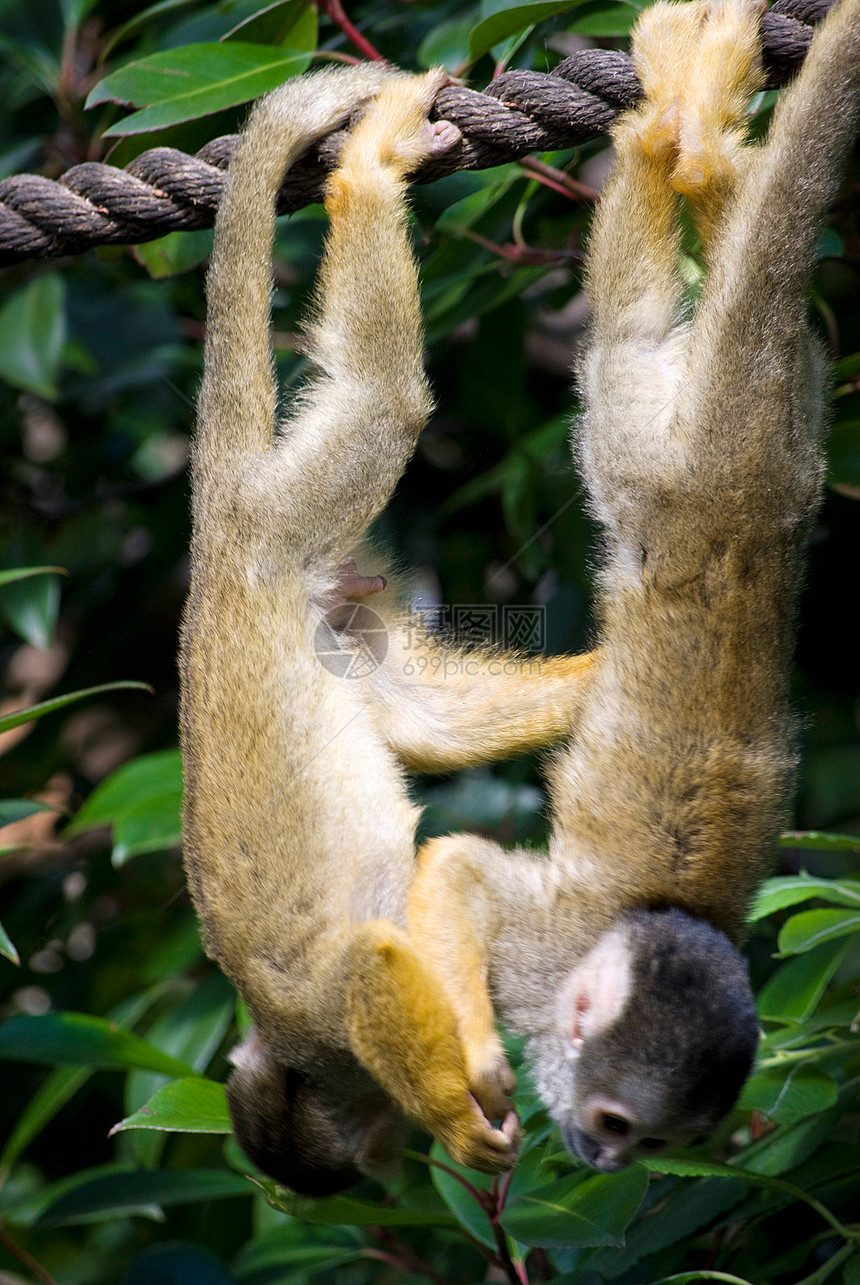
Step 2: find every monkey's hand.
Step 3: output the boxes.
[435,1093,520,1174]
[627,0,705,161]
[468,1043,518,1124]
[671,0,765,205]
[319,559,387,610]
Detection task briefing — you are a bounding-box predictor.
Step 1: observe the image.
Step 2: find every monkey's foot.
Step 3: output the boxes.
[672,0,764,201]
[628,1,706,162]
[340,71,462,181]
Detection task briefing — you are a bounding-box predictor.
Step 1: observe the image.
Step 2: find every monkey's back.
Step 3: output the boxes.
[179,526,419,1024]
[557,292,827,940]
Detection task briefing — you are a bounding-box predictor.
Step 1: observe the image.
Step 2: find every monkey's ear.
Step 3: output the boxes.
[564,926,632,1050]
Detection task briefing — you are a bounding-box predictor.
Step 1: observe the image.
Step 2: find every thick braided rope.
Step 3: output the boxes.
[0,0,832,267]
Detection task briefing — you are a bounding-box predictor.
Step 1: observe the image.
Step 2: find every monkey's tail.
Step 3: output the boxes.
[195,63,392,460]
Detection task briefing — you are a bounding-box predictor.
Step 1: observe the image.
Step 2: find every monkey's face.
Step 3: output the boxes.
[563,1087,707,1172]
[543,908,759,1172]
[226,1030,407,1196]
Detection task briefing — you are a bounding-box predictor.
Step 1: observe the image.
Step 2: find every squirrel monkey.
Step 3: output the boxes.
[409,0,860,1171]
[181,66,595,1195]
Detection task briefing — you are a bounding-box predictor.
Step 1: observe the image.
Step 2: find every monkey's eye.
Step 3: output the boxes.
[601,1113,629,1135]
[638,1137,666,1151]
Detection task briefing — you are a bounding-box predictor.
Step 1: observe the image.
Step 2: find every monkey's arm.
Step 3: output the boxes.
[343,918,518,1168]
[247,911,518,1172]
[369,638,598,772]
[408,834,536,1118]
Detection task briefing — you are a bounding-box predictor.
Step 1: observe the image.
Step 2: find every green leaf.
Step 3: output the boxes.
[568,1,641,35]
[0,566,66,589]
[0,919,19,966]
[779,830,860,852]
[87,43,314,135]
[112,1078,231,1135]
[430,1140,500,1247]
[740,1107,840,1175]
[468,2,576,62]
[0,275,66,399]
[0,800,55,827]
[435,166,522,235]
[100,0,198,61]
[750,870,860,920]
[0,1013,196,1078]
[757,939,849,1023]
[637,1156,740,1179]
[224,0,316,50]
[67,748,182,836]
[36,1167,252,1226]
[844,1248,860,1285]
[583,1173,748,1277]
[0,570,61,647]
[234,1235,359,1277]
[0,682,152,735]
[134,229,214,278]
[112,788,183,865]
[653,1275,756,1285]
[778,907,860,955]
[123,976,235,1166]
[132,973,234,1077]
[834,351,860,379]
[417,14,476,71]
[500,1165,649,1248]
[829,417,860,488]
[59,0,100,30]
[269,1188,457,1227]
[739,1063,839,1124]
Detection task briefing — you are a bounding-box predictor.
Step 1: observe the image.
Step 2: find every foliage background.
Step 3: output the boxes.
[0,1,859,1282]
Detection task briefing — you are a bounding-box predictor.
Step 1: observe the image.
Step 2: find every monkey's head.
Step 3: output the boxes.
[534,907,758,1172]
[226,1031,408,1197]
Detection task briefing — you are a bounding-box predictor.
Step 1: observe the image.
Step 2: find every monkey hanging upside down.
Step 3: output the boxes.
[408,0,860,1171]
[180,66,594,1195]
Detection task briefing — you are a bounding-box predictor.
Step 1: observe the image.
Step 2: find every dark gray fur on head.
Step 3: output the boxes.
[576,907,759,1132]
[227,1045,406,1198]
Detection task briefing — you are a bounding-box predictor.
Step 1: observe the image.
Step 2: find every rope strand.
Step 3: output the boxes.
[0,0,828,266]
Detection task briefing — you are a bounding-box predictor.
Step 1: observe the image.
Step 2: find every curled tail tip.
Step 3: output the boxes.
[249,62,393,139]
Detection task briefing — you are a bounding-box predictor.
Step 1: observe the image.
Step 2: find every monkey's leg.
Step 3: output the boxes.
[671,0,765,253]
[344,918,519,1172]
[585,2,703,348]
[369,641,598,772]
[260,73,460,561]
[409,834,529,1121]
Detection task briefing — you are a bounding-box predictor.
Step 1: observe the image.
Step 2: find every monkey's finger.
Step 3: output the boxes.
[501,1108,520,1143]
